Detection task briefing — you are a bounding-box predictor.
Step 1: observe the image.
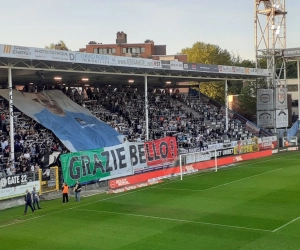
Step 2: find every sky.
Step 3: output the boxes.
[0,0,299,62]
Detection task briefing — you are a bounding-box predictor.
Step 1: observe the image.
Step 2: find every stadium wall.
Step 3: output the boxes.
[108,149,273,193]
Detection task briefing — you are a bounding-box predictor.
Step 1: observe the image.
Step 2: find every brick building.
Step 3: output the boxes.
[79,31,187,62]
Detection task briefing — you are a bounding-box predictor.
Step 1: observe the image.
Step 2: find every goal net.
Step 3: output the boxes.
[178,149,218,180]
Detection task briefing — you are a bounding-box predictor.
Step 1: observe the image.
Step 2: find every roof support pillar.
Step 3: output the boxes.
[144,75,149,141]
[8,67,14,161]
[225,79,229,131]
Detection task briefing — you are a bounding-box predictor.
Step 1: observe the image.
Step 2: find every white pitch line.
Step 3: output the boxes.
[203,168,282,191]
[74,208,271,233]
[272,216,300,232]
[153,168,282,192]
[0,154,293,229]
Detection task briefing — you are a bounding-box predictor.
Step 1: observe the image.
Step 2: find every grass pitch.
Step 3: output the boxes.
[1,152,300,250]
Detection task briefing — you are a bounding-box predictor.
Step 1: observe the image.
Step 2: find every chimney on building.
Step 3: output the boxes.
[116,31,127,44]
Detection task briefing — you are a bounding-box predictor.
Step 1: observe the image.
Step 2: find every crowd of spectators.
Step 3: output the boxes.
[66,86,256,150]
[0,84,257,177]
[0,102,67,178]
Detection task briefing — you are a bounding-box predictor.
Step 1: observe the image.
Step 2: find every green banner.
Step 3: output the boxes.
[60,142,134,186]
[60,148,110,186]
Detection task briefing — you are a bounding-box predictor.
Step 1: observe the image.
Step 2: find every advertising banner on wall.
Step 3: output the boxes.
[275,109,288,128]
[257,111,274,127]
[275,87,287,110]
[170,61,183,70]
[283,48,300,58]
[258,136,277,150]
[0,44,156,69]
[0,173,40,200]
[257,89,274,110]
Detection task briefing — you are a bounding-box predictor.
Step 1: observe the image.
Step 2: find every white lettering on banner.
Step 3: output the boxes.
[207,143,223,150]
[222,148,234,156]
[108,180,162,193]
[115,178,130,187]
[233,156,243,162]
[0,44,270,76]
[287,147,299,151]
[262,142,272,148]
[184,165,195,172]
[170,61,183,70]
[186,152,211,164]
[0,181,40,200]
[0,174,27,188]
[262,137,272,143]
[153,60,162,68]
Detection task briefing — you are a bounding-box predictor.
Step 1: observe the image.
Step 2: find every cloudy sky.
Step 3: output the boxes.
[0,0,299,61]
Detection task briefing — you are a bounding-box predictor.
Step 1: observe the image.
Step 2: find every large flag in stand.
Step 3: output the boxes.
[0,90,121,152]
[60,137,178,186]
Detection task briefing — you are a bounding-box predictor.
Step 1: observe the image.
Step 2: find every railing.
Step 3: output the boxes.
[287,120,300,138]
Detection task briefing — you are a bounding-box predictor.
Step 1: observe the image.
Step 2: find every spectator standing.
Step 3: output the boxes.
[74,180,82,202]
[62,182,69,203]
[23,189,34,215]
[32,187,41,210]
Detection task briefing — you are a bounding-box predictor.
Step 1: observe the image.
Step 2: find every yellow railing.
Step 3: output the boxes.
[39,166,59,194]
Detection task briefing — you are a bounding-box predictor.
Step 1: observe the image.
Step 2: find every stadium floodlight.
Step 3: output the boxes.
[82,78,89,82]
[179,149,218,181]
[128,79,134,83]
[166,81,171,84]
[54,77,62,80]
[276,26,281,35]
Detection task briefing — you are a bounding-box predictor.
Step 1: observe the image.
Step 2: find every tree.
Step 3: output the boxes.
[181,42,234,104]
[181,42,232,65]
[45,40,69,50]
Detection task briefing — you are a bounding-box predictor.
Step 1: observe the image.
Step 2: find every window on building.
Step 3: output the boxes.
[136,47,140,53]
[103,49,107,54]
[132,48,136,53]
[112,48,116,54]
[122,47,126,54]
[93,48,98,54]
[141,47,145,53]
[287,84,298,92]
[98,48,103,54]
[292,100,298,107]
[108,48,112,54]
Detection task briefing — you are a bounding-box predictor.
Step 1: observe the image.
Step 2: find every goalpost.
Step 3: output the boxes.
[179,149,218,180]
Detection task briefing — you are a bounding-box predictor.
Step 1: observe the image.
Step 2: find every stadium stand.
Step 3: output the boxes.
[0,84,267,178]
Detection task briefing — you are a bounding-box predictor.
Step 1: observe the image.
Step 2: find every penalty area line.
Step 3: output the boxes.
[74,208,271,233]
[272,216,300,232]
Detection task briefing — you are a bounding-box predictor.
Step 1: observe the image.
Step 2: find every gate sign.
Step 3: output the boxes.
[0,174,40,200]
[257,89,274,110]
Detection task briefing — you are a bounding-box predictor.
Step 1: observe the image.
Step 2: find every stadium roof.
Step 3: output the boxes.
[283,47,300,61]
[0,44,271,88]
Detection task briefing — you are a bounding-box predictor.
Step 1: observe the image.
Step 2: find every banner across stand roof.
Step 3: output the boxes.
[0,44,271,84]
